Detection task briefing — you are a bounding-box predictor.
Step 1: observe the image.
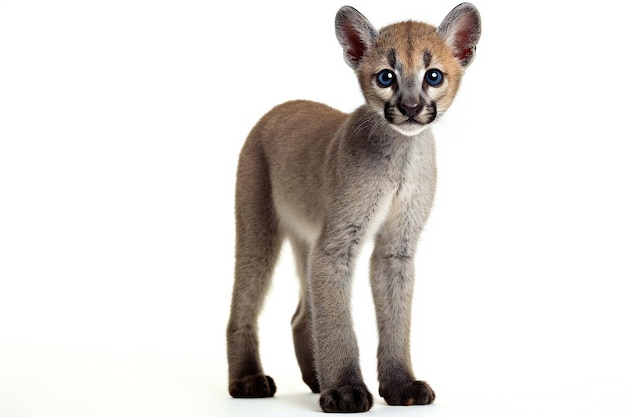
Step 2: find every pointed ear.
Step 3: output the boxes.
[437,3,481,67]
[335,6,378,70]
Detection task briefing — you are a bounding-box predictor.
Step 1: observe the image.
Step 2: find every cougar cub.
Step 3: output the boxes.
[227,3,481,412]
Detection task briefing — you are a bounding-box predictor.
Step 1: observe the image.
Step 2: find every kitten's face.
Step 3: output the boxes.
[357,22,463,137]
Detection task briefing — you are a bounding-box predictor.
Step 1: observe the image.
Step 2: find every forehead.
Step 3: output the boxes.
[374,21,449,70]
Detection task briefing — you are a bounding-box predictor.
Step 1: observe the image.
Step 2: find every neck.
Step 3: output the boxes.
[338,106,426,167]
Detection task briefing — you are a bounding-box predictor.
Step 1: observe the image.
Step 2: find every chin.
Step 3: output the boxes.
[389,122,429,137]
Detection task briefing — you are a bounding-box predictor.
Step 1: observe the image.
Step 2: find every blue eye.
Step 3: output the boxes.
[425,69,443,87]
[376,69,396,88]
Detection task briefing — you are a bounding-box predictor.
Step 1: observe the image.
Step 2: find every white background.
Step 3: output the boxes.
[1,0,625,416]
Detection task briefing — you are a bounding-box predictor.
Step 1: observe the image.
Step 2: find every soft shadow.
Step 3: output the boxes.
[278,392,322,413]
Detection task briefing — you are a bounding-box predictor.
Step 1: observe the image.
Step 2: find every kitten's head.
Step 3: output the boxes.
[336,3,481,137]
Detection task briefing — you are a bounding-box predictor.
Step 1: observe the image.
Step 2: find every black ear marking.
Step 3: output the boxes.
[437,3,481,67]
[335,6,378,70]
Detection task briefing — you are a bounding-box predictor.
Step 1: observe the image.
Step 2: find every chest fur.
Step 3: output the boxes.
[274,133,436,247]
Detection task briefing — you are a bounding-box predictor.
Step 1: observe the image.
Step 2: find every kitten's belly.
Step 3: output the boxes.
[274,197,323,246]
[273,190,396,247]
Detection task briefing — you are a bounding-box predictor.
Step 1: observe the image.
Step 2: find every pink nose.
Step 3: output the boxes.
[400,102,420,117]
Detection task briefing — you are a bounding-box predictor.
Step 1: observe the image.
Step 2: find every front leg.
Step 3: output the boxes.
[308,223,374,413]
[369,211,435,406]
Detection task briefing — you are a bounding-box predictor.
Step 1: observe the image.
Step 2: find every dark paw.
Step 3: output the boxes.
[229,374,276,398]
[319,384,373,413]
[381,380,435,406]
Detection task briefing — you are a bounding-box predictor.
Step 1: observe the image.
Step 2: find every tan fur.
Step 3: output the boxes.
[358,21,462,112]
[227,3,481,413]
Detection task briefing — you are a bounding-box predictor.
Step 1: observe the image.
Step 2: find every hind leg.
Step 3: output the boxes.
[227,143,282,398]
[290,238,320,393]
